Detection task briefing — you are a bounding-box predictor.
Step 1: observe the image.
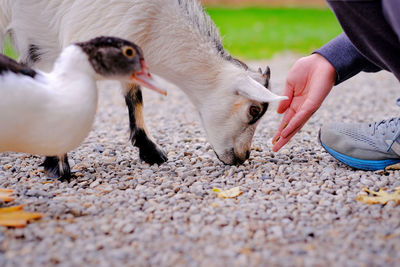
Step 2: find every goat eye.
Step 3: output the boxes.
[249,105,261,118]
[123,46,135,58]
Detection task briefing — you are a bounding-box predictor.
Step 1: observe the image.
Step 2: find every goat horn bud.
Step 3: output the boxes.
[263,66,271,89]
[264,66,271,79]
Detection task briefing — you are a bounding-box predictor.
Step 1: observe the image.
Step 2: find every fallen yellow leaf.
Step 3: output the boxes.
[0,189,13,192]
[212,187,242,198]
[0,189,15,202]
[357,187,400,205]
[0,205,43,227]
[385,163,400,171]
[0,205,23,213]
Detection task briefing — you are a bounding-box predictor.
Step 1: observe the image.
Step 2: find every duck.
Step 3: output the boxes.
[0,36,166,179]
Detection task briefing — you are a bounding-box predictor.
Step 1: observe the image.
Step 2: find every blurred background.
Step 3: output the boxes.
[3,0,342,60]
[203,0,327,7]
[202,0,342,59]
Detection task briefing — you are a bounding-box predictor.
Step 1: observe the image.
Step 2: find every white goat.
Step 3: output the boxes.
[0,0,286,173]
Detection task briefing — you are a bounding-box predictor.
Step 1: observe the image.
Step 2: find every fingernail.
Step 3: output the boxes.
[274,136,280,144]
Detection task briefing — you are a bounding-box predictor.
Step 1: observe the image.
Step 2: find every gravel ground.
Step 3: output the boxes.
[1,54,399,267]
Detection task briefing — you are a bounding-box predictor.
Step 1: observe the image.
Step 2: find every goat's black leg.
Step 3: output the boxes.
[41,154,71,181]
[125,83,168,165]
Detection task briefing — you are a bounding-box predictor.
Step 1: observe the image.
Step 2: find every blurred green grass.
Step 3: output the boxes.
[3,37,18,59]
[3,7,342,60]
[206,7,342,59]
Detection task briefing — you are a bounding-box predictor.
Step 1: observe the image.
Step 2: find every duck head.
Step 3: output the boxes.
[76,36,166,95]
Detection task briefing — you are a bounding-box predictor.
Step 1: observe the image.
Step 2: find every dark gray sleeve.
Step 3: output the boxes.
[313,33,381,85]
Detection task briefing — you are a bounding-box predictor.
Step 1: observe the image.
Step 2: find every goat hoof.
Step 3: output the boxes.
[41,156,72,181]
[139,145,168,165]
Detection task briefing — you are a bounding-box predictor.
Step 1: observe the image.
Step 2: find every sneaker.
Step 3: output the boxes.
[319,118,400,171]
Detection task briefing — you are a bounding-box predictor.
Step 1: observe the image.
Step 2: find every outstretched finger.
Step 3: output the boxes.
[281,107,314,139]
[279,106,296,131]
[272,123,302,152]
[272,107,296,145]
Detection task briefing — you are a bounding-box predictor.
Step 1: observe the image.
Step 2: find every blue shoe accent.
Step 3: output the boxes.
[321,142,400,171]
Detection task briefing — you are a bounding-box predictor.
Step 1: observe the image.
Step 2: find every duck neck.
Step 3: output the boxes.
[49,45,98,111]
[52,45,95,79]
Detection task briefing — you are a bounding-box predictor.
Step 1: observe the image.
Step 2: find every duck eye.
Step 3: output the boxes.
[123,47,135,58]
[249,105,261,118]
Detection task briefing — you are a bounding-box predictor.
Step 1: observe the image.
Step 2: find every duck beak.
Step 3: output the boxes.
[130,60,167,96]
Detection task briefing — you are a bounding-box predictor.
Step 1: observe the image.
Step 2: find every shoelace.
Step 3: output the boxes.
[374,98,400,152]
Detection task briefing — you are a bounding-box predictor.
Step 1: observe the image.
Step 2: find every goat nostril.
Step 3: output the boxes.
[245,150,250,160]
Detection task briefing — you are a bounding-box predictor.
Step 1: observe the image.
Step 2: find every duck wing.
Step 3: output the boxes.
[0,54,37,78]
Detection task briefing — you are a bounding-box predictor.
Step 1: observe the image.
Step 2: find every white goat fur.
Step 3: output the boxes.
[0,0,286,164]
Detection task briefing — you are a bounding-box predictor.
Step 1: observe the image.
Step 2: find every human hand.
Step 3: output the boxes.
[272,53,337,152]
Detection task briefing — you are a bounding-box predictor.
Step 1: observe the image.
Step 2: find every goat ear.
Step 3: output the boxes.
[236,76,288,103]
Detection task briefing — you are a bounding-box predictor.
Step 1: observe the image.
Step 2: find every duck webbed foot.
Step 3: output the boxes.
[41,154,71,181]
[135,128,168,165]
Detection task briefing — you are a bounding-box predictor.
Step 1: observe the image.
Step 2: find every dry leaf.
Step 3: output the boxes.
[385,163,400,171]
[212,187,242,198]
[0,189,15,202]
[357,187,400,205]
[0,205,43,227]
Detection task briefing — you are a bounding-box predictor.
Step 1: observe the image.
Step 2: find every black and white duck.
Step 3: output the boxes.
[0,36,165,179]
